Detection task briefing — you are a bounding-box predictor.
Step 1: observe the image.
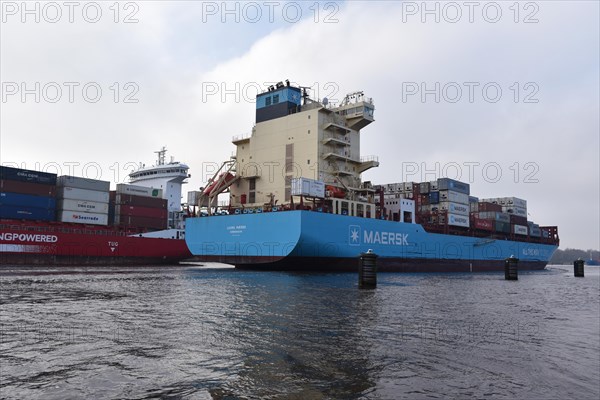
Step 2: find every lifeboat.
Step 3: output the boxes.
[326,185,346,199]
[203,172,236,196]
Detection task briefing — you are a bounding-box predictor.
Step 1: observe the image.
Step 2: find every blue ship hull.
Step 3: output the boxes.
[185,211,558,272]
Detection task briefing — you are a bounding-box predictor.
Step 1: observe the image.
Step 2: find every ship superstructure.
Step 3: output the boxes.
[198,81,380,215]
[129,147,190,228]
[231,82,377,208]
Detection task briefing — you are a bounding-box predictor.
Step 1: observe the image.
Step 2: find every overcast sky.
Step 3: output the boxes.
[1,1,598,250]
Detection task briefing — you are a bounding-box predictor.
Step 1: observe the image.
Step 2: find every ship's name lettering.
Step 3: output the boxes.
[0,233,58,243]
[522,248,540,256]
[363,231,409,246]
[226,225,246,230]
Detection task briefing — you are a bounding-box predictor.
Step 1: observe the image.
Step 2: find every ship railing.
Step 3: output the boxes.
[323,132,350,143]
[232,133,251,142]
[360,155,379,163]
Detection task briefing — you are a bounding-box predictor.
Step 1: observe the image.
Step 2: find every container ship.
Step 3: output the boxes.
[184,80,559,272]
[0,148,192,265]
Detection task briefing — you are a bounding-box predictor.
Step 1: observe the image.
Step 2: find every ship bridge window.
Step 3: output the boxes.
[273,94,279,104]
[265,96,271,106]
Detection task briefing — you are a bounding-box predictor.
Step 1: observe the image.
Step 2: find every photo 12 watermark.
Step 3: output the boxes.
[200,80,340,104]
[401,161,540,184]
[200,1,340,24]
[1,82,140,104]
[1,1,140,24]
[1,160,143,184]
[401,82,540,104]
[400,1,539,24]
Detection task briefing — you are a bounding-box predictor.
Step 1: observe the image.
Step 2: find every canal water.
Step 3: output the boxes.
[1,264,599,399]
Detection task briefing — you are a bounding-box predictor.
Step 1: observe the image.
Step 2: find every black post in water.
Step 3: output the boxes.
[505,255,518,280]
[359,249,378,289]
[574,258,585,277]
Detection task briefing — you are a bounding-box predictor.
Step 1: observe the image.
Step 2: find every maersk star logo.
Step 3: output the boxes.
[349,225,361,246]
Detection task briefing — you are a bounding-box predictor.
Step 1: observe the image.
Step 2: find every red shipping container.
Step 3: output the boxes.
[110,192,167,209]
[0,179,56,197]
[117,215,167,230]
[115,204,168,219]
[473,217,494,231]
[478,202,502,212]
[510,215,528,225]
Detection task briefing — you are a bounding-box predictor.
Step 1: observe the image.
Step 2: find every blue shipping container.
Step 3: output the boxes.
[0,192,56,209]
[437,178,470,195]
[0,166,57,185]
[0,205,55,221]
[429,192,440,204]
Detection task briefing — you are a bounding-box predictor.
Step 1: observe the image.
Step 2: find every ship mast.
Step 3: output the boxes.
[155,146,167,166]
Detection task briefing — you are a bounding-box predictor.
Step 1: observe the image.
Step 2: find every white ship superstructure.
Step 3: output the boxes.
[129,147,190,228]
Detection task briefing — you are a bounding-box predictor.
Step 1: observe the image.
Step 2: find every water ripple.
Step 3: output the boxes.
[1,265,599,399]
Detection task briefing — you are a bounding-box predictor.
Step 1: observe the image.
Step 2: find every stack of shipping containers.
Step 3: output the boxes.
[378,177,553,240]
[1,167,173,234]
[56,176,110,226]
[481,197,528,236]
[0,166,57,221]
[382,178,471,229]
[435,178,470,228]
[111,184,167,230]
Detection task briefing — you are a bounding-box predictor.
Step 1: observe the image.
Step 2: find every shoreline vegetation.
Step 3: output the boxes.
[550,248,599,265]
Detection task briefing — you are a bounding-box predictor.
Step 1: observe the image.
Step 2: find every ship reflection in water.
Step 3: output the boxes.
[0,264,598,399]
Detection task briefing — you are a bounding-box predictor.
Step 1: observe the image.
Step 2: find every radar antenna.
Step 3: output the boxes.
[297,85,312,105]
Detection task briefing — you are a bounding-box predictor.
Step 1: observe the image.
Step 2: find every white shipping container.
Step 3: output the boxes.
[57,210,109,225]
[291,178,325,198]
[439,190,469,204]
[58,199,109,214]
[503,197,527,209]
[502,206,527,217]
[439,201,470,216]
[402,182,415,192]
[187,191,202,205]
[57,175,110,192]
[480,197,496,204]
[291,178,310,196]
[429,180,439,191]
[57,187,109,203]
[309,180,325,198]
[116,184,162,198]
[513,224,528,235]
[448,213,470,228]
[385,183,401,193]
